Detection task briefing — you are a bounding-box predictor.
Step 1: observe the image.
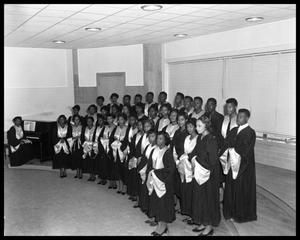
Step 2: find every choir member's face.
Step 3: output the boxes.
[97,117,104,126]
[123,97,130,105]
[129,117,136,127]
[74,116,80,126]
[178,115,186,128]
[58,117,66,126]
[184,98,192,109]
[73,108,79,115]
[118,116,125,126]
[148,107,157,119]
[226,103,236,115]
[107,116,113,125]
[170,111,178,123]
[135,106,143,115]
[187,123,196,135]
[14,118,21,126]
[159,94,167,103]
[134,96,142,104]
[237,112,248,126]
[87,118,93,127]
[123,106,129,115]
[89,107,96,115]
[148,133,156,144]
[111,96,118,104]
[161,106,169,117]
[206,101,216,113]
[101,109,108,116]
[175,95,183,106]
[144,121,152,132]
[194,99,203,110]
[146,94,153,103]
[156,134,165,147]
[112,107,118,115]
[96,99,103,106]
[196,120,206,134]
[137,121,143,131]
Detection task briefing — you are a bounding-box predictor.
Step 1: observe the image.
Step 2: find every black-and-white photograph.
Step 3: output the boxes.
[4,3,296,236]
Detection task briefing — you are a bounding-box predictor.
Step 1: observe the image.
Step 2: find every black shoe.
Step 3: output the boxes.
[192,226,206,232]
[108,186,112,189]
[60,175,64,178]
[74,175,78,178]
[91,178,96,182]
[97,180,102,184]
[63,175,67,178]
[129,196,133,200]
[150,221,158,226]
[113,186,117,189]
[102,180,107,185]
[151,227,168,236]
[117,190,121,194]
[121,192,126,195]
[198,229,214,236]
[187,219,194,225]
[79,176,82,179]
[145,220,152,224]
[133,204,140,208]
[87,178,92,181]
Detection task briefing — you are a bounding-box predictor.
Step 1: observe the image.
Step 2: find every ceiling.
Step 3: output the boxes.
[4,4,296,49]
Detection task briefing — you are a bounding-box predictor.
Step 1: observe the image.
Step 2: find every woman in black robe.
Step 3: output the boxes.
[52,115,71,177]
[191,116,221,236]
[109,113,129,194]
[220,109,257,223]
[7,116,34,166]
[147,131,175,236]
[68,105,85,127]
[81,116,97,181]
[172,111,189,213]
[127,119,144,203]
[95,114,107,185]
[67,115,83,178]
[162,108,179,140]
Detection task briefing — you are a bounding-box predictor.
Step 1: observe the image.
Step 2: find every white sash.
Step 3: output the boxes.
[192,156,211,186]
[54,125,69,155]
[219,147,241,180]
[111,126,128,163]
[165,124,179,140]
[158,118,170,132]
[67,125,82,152]
[139,145,156,184]
[82,126,95,158]
[147,146,168,197]
[221,115,238,138]
[141,134,150,153]
[100,125,114,153]
[178,135,198,183]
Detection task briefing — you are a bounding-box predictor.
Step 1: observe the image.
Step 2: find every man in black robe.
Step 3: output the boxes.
[220,108,257,223]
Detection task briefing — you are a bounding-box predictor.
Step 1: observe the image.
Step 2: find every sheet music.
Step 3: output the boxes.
[24,121,36,131]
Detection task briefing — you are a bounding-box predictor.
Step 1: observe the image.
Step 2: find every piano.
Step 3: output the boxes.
[23,120,56,162]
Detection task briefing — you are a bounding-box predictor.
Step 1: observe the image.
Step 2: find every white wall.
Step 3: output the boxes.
[4,47,74,131]
[77,44,144,87]
[165,18,295,60]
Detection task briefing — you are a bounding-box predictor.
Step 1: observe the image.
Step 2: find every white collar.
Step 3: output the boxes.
[237,123,249,134]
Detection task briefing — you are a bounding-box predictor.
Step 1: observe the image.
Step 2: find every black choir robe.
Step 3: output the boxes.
[66,125,83,170]
[95,126,107,178]
[191,134,221,227]
[220,126,257,223]
[52,124,72,169]
[172,128,189,199]
[127,132,143,196]
[7,125,34,166]
[147,148,176,223]
[109,126,129,182]
[204,111,224,149]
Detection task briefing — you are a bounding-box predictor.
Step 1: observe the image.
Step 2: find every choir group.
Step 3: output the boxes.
[7,91,257,236]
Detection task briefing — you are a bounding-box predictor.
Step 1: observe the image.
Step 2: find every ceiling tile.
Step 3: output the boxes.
[82,5,124,15]
[189,8,227,17]
[36,9,75,18]
[46,4,91,11]
[144,12,181,21]
[5,5,44,15]
[211,4,256,11]
[162,5,200,14]
[13,4,49,9]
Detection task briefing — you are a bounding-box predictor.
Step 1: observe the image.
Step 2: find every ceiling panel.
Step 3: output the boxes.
[4,4,296,49]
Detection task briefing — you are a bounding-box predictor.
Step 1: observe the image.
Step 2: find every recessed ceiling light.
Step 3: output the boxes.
[141,5,163,11]
[174,33,188,38]
[52,40,65,44]
[84,27,102,32]
[245,17,264,22]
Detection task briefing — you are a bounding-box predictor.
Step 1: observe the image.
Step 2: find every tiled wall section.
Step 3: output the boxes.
[255,139,295,171]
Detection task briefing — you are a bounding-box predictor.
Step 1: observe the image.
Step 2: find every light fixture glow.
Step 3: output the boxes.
[245,17,264,22]
[85,27,102,32]
[52,40,65,44]
[141,4,163,11]
[174,33,188,38]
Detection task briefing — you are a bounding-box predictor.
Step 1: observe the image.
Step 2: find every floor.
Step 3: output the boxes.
[4,158,296,236]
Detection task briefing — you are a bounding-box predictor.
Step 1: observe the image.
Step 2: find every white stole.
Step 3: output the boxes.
[192,156,211,186]
[221,114,238,138]
[158,118,170,132]
[67,125,82,152]
[100,125,114,153]
[178,135,198,183]
[146,146,168,198]
[128,133,142,170]
[82,126,96,158]
[141,133,150,153]
[111,126,128,163]
[165,124,179,140]
[54,125,70,155]
[139,144,156,184]
[219,148,241,180]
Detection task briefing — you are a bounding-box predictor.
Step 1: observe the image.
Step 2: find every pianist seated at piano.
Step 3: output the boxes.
[68,105,85,127]
[7,116,34,166]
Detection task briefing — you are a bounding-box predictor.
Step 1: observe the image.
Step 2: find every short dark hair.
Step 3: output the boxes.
[207,98,217,105]
[57,115,67,123]
[147,129,156,136]
[72,104,80,111]
[13,116,22,122]
[101,105,110,112]
[149,104,158,112]
[88,104,97,112]
[72,114,81,122]
[226,98,238,107]
[159,91,167,97]
[198,115,213,133]
[135,94,142,99]
[129,113,137,119]
[106,113,114,119]
[178,110,188,119]
[135,102,145,111]
[96,96,104,102]
[157,131,171,146]
[238,108,250,118]
[176,92,184,99]
[161,103,171,112]
[110,93,119,99]
[86,116,94,122]
[143,118,155,131]
[123,94,131,100]
[194,96,203,104]
[96,113,105,120]
[118,113,128,121]
[186,118,197,127]
[184,96,193,102]
[147,92,154,97]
